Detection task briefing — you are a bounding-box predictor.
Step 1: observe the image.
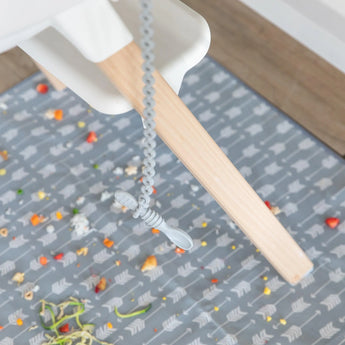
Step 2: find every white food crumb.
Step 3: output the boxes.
[70,213,91,236]
[76,196,85,205]
[125,165,138,176]
[46,225,55,233]
[190,184,199,192]
[155,200,161,208]
[45,109,55,120]
[113,167,124,175]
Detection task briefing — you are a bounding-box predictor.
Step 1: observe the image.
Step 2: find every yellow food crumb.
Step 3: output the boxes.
[201,222,208,228]
[76,247,88,256]
[56,211,63,220]
[280,319,287,325]
[37,191,46,200]
[116,260,121,266]
[0,169,6,176]
[12,272,25,284]
[162,297,166,301]
[263,276,268,281]
[214,306,219,311]
[232,245,236,250]
[107,322,113,329]
[266,316,272,322]
[131,298,135,302]
[263,287,271,295]
[16,318,23,326]
[77,121,86,128]
[256,248,260,252]
[201,241,207,247]
[227,265,231,269]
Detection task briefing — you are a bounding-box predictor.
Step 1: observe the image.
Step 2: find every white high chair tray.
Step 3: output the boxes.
[18,0,210,114]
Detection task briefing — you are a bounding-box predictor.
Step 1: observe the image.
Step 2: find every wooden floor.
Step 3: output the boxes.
[1,0,345,155]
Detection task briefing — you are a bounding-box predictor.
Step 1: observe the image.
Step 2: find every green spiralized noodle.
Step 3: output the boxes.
[114,304,152,318]
[39,298,112,345]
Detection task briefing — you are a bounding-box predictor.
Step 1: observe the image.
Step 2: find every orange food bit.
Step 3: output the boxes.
[16,318,23,326]
[103,238,114,248]
[151,228,160,234]
[152,186,157,194]
[95,277,107,293]
[31,214,43,226]
[36,83,49,94]
[54,109,63,121]
[211,278,219,284]
[154,328,157,332]
[0,325,3,330]
[56,211,63,220]
[107,322,113,329]
[39,256,48,266]
[175,247,185,254]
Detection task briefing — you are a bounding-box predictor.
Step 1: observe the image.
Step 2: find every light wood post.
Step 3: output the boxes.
[98,41,313,284]
[34,61,66,91]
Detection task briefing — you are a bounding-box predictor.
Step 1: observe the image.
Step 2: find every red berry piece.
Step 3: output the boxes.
[59,324,69,333]
[36,83,49,94]
[325,217,340,229]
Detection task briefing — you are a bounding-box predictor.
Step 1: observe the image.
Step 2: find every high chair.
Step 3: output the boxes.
[0,0,313,284]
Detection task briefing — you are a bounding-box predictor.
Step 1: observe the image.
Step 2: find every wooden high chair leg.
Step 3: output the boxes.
[34,61,66,91]
[98,41,313,285]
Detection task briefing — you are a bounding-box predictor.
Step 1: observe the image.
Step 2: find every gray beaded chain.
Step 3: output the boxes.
[133,0,157,218]
[114,0,194,250]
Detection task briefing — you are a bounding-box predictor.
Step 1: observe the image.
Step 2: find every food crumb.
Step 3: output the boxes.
[72,208,79,215]
[40,256,48,266]
[201,222,208,228]
[37,191,46,200]
[141,255,157,272]
[231,245,236,250]
[256,248,260,252]
[44,109,55,119]
[12,272,25,285]
[0,228,8,237]
[154,328,157,332]
[266,316,272,322]
[113,167,124,175]
[115,260,121,266]
[28,325,38,331]
[162,297,166,301]
[175,247,185,254]
[31,214,44,226]
[76,196,85,205]
[263,287,271,295]
[0,168,6,176]
[325,217,340,229]
[211,278,218,284]
[46,225,55,233]
[107,322,113,329]
[86,131,97,143]
[152,228,160,234]
[36,83,49,94]
[77,121,86,128]
[70,213,92,237]
[56,211,63,220]
[103,238,114,248]
[125,165,138,176]
[93,164,99,169]
[24,291,34,301]
[214,306,219,311]
[54,109,63,121]
[17,189,23,195]
[280,319,287,325]
[0,150,8,161]
[95,277,107,293]
[201,241,207,247]
[16,318,23,326]
[76,247,88,256]
[262,276,268,281]
[271,206,281,215]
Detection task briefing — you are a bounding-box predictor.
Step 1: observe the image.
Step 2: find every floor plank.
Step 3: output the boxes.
[1,1,345,155]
